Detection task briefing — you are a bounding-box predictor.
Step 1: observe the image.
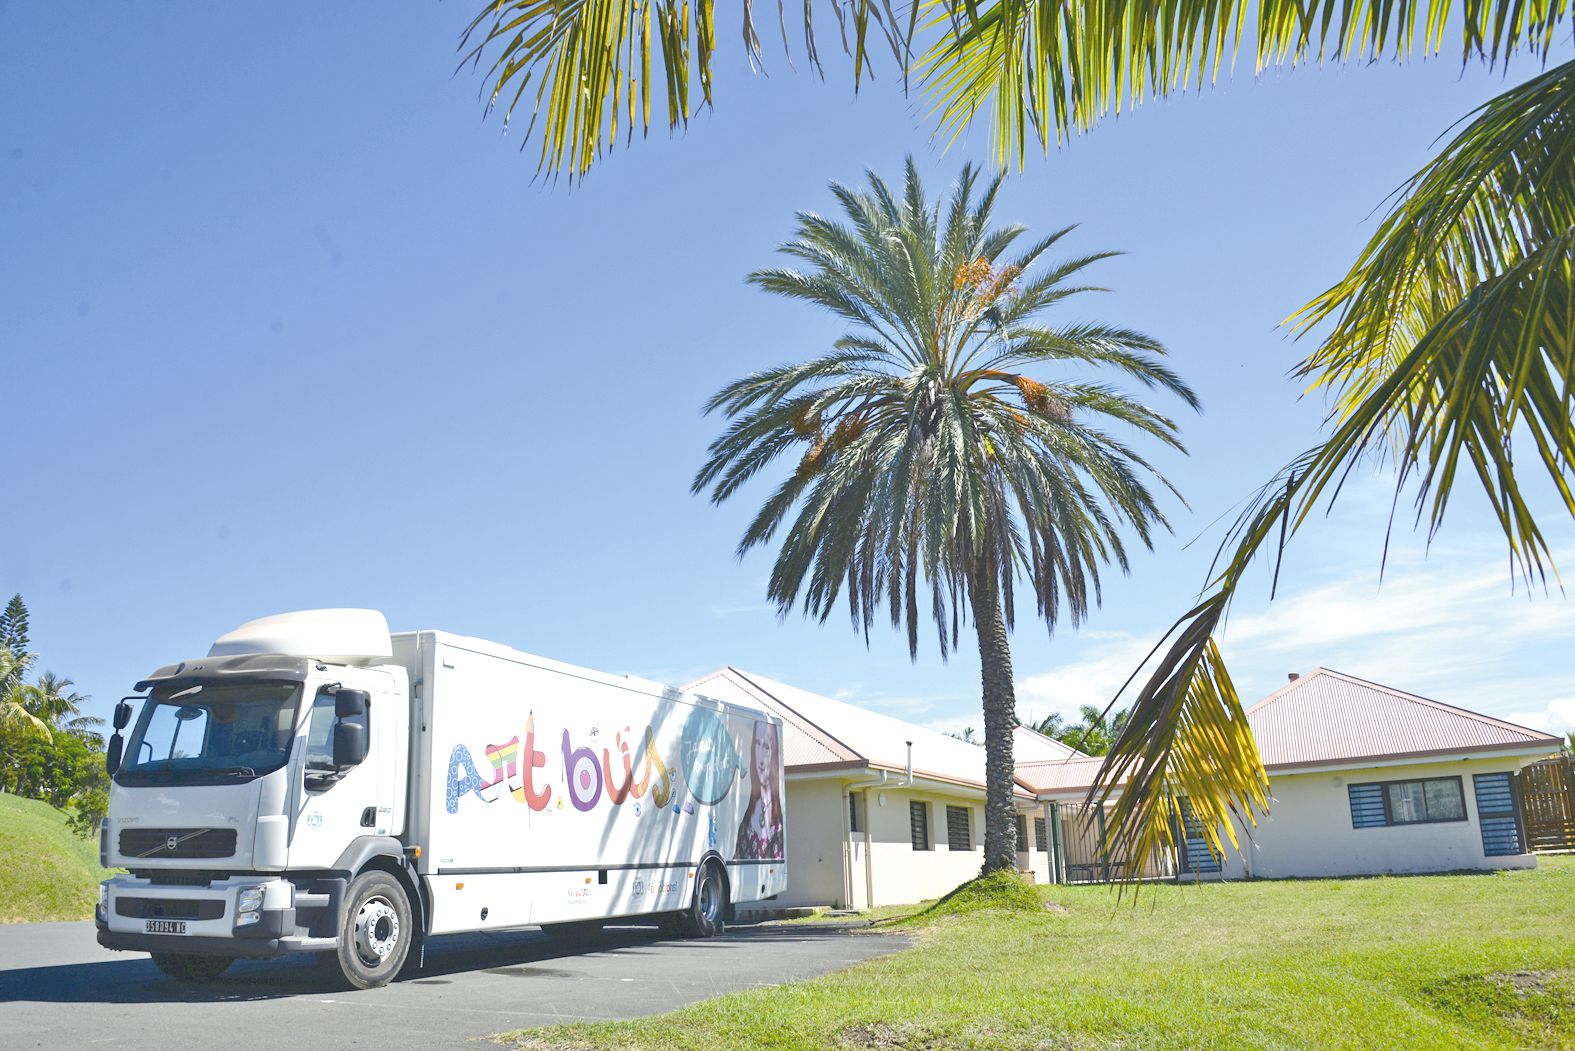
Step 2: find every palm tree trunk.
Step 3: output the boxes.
[969,559,1019,874]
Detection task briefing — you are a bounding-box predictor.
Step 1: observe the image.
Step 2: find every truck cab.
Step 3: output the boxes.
[97,610,420,988]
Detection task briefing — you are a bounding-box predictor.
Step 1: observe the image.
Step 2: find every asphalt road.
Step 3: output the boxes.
[0,920,907,1050]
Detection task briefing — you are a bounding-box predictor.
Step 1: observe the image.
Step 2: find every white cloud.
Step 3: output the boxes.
[1015,635,1158,724]
[1506,698,1575,736]
[1015,543,1575,728]
[1215,555,1573,714]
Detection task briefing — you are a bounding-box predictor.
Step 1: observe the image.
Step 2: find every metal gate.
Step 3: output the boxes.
[1050,802,1178,883]
[1518,755,1575,852]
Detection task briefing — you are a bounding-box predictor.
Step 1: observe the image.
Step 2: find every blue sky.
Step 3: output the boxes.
[3,4,1571,739]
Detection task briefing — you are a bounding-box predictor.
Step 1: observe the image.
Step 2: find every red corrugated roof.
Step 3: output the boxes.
[1014,667,1562,796]
[1245,667,1559,768]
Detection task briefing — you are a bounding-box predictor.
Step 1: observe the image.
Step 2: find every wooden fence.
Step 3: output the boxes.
[1519,755,1575,852]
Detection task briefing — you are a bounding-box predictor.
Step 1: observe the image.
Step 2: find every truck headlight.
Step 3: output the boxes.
[236,911,262,927]
[237,887,265,914]
[97,883,108,919]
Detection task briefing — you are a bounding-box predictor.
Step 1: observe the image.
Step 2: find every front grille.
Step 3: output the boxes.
[114,897,226,920]
[119,827,238,859]
[130,870,228,886]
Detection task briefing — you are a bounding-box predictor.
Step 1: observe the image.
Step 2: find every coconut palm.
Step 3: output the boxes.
[693,159,1199,871]
[1026,711,1064,738]
[24,672,89,727]
[1056,703,1128,756]
[0,650,49,740]
[19,672,102,746]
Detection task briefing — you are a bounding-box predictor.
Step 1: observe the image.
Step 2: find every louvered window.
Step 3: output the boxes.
[1015,814,1027,848]
[849,792,862,834]
[1348,783,1387,828]
[946,806,972,850]
[909,801,930,850]
[1034,818,1049,853]
[1176,798,1221,874]
[1473,773,1524,856]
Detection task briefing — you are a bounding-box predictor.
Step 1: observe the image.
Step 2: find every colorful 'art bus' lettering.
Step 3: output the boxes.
[447,717,683,816]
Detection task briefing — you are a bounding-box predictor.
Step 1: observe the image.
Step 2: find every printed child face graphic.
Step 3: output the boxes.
[755,725,774,788]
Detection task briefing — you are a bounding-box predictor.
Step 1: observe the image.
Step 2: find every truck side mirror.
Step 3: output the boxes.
[106,734,124,776]
[335,689,369,719]
[333,721,368,768]
[113,700,134,730]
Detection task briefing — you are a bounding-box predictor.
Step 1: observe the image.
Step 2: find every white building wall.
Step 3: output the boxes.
[862,786,984,907]
[1016,806,1053,885]
[774,776,1050,908]
[773,778,850,908]
[1216,757,1537,880]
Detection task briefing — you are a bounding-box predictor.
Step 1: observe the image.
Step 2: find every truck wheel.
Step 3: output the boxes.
[150,953,233,982]
[322,870,413,990]
[676,862,726,939]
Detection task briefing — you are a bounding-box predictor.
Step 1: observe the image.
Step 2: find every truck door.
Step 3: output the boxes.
[288,685,388,869]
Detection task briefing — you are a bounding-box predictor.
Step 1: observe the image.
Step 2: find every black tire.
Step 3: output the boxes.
[676,861,726,939]
[320,870,413,990]
[150,952,233,982]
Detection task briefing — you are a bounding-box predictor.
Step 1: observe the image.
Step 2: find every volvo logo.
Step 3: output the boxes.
[135,828,214,859]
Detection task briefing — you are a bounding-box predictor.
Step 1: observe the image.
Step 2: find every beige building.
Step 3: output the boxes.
[1019,668,1563,881]
[686,668,1070,909]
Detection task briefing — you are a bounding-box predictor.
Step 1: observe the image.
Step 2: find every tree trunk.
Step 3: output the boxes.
[969,560,1019,874]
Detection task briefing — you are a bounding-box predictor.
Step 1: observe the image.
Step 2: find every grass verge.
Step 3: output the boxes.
[495,858,1575,1050]
[0,792,116,922]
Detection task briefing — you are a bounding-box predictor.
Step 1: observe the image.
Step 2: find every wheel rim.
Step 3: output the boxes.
[698,872,720,925]
[353,895,401,967]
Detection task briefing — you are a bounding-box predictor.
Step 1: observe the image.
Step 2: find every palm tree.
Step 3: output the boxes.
[693,159,1198,872]
[0,650,49,740]
[1056,704,1129,756]
[24,672,89,726]
[1026,711,1065,739]
[461,0,1573,877]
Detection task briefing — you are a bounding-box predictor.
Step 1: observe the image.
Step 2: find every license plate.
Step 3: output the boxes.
[145,919,186,935]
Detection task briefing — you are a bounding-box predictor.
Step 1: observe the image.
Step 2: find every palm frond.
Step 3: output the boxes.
[1093,64,1575,878]
[919,0,1574,170]
[1292,60,1575,585]
[462,0,900,180]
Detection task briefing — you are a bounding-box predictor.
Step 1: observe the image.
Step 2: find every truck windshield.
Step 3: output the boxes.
[117,681,304,786]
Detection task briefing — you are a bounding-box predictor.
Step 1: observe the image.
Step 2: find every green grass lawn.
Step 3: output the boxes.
[0,792,116,922]
[497,858,1575,1050]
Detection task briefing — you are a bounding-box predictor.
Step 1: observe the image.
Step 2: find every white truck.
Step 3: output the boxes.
[96,609,788,989]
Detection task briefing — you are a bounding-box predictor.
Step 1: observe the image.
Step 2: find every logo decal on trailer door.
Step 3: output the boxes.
[680,710,742,805]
